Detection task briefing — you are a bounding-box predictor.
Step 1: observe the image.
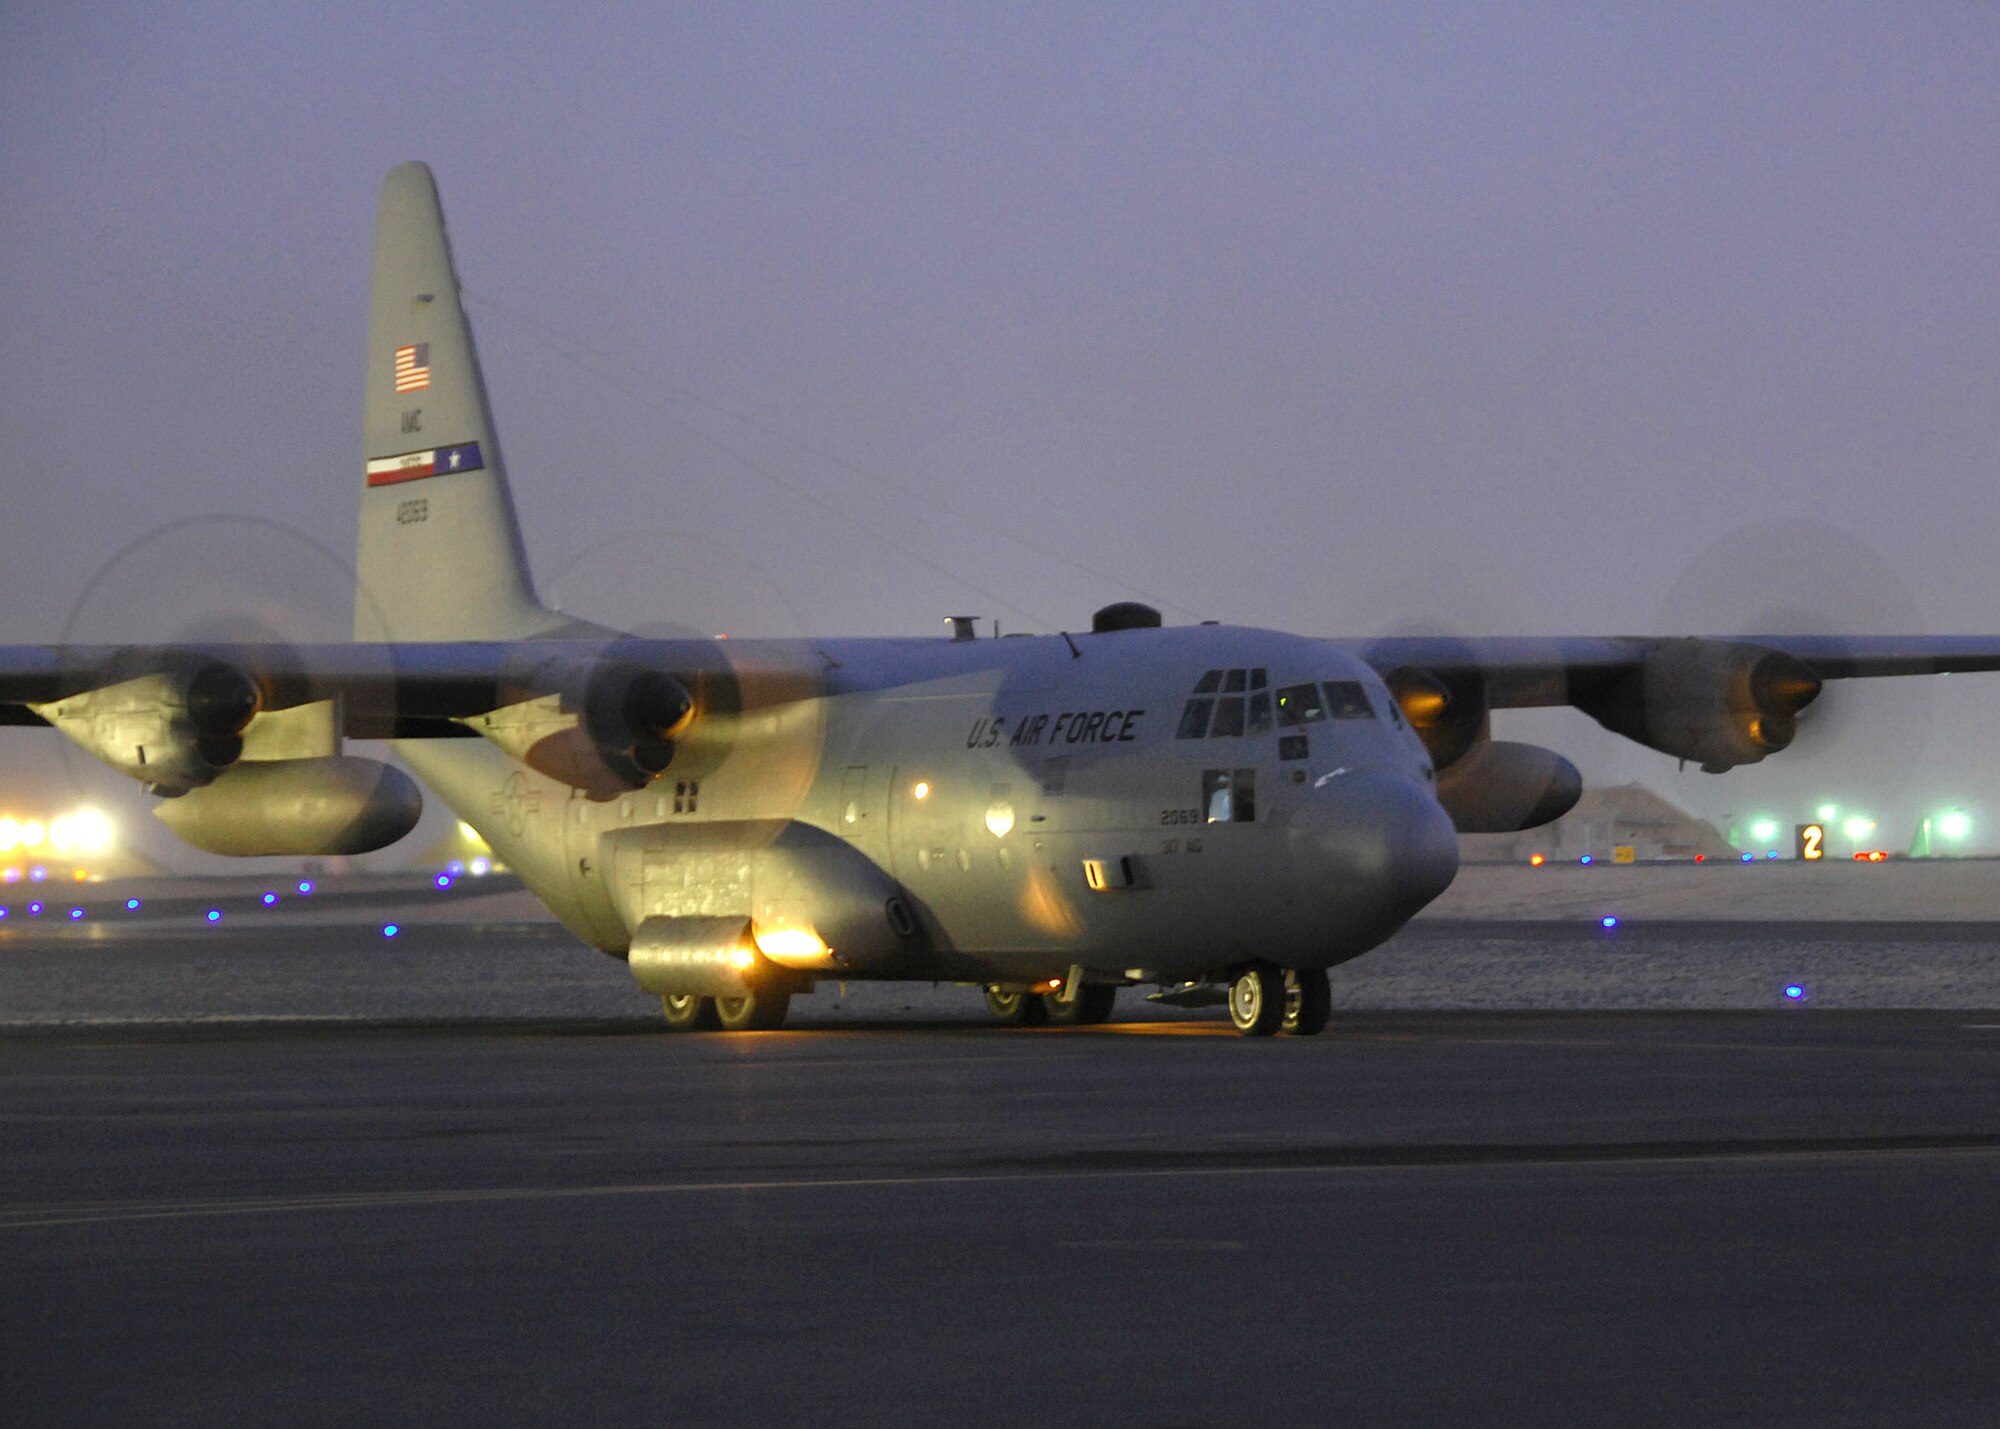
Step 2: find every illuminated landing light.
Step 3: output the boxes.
[1529,854,1546,867]
[729,946,755,969]
[1600,916,1619,929]
[297,880,314,895]
[382,924,400,938]
[752,925,828,967]
[261,892,279,906]
[468,857,491,877]
[206,909,221,923]
[1579,855,1593,865]
[912,781,932,801]
[67,908,83,921]
[126,899,141,911]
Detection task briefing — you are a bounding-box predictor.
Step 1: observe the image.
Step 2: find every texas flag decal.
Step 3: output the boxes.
[393,343,431,393]
[365,441,483,487]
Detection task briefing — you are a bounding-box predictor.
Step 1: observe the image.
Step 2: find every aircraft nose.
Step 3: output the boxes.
[1287,769,1460,938]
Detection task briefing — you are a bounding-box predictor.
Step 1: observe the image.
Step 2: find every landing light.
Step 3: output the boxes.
[729,945,756,969]
[469,857,491,876]
[912,781,931,801]
[752,926,828,966]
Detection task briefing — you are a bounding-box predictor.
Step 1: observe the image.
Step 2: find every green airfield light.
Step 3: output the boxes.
[1816,804,1839,822]
[1843,816,1876,844]
[1939,810,1973,842]
[1750,818,1780,845]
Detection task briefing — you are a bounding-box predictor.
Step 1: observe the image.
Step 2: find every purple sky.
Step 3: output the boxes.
[4,3,1999,858]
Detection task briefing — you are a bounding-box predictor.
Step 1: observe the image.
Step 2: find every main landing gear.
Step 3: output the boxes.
[661,989,791,1032]
[982,982,1118,1027]
[1227,962,1330,1037]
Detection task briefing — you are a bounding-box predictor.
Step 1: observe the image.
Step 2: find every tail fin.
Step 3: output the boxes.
[356,162,565,641]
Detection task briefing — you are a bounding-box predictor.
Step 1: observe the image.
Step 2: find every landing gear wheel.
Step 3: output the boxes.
[1041,983,1118,1026]
[1283,968,1331,1036]
[662,993,719,1031]
[714,989,791,1031]
[1228,963,1286,1037]
[984,986,1049,1026]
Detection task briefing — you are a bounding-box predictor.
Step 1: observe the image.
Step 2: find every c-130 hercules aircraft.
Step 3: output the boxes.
[5,163,1997,1035]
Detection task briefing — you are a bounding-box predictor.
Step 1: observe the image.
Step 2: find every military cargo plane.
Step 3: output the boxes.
[5,163,1997,1035]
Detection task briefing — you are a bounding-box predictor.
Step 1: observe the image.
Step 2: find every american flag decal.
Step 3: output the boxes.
[393,343,431,393]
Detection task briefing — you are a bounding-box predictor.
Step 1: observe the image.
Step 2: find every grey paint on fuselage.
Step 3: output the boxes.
[400,624,1458,987]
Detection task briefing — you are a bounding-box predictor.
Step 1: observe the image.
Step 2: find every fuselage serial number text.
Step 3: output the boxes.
[965,709,1145,749]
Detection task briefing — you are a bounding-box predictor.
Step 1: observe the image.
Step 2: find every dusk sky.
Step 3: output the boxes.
[4,3,1998,858]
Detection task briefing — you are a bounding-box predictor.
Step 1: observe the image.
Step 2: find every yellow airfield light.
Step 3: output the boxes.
[20,821,44,849]
[0,819,17,852]
[912,781,932,801]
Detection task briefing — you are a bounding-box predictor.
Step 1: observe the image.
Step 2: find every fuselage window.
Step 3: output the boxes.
[1202,768,1258,823]
[1275,683,1327,726]
[1210,696,1246,737]
[1177,699,1214,739]
[1322,681,1375,719]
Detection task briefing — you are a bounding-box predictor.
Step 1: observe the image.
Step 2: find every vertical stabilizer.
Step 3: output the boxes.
[356,162,564,641]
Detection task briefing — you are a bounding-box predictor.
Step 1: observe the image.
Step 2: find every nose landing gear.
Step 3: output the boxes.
[1227,963,1330,1037]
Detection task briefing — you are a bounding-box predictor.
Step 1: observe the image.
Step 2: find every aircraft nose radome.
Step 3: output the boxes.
[1290,770,1460,931]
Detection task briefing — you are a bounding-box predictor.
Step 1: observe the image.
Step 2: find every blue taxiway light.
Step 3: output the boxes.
[68,908,83,920]
[27,903,43,915]
[435,874,452,889]
[1784,984,1806,1000]
[382,924,400,938]
[297,880,314,895]
[29,867,45,882]
[205,909,221,922]
[1741,853,1755,862]
[1579,855,1593,865]
[1600,916,1619,929]
[262,892,279,905]
[126,899,141,910]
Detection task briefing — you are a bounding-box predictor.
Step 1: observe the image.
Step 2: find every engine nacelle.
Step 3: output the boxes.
[30,663,260,792]
[152,755,422,855]
[583,664,695,787]
[1386,666,1489,771]
[1434,740,1583,833]
[1576,639,1822,772]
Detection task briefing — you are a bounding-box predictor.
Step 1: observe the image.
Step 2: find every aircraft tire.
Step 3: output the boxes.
[984,986,1049,1026]
[662,993,719,1031]
[1284,968,1332,1036]
[715,989,791,1032]
[1042,983,1117,1026]
[1228,963,1286,1037]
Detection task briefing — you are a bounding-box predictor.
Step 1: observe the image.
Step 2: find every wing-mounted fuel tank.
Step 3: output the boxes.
[154,754,422,856]
[604,818,919,979]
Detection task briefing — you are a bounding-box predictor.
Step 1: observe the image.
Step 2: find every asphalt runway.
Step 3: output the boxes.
[6,988,2000,1424]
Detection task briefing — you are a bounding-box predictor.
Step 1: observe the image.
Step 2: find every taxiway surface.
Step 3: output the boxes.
[5,951,2000,1424]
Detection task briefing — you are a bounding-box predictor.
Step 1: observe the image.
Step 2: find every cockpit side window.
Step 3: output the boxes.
[1322,680,1375,719]
[1246,690,1272,734]
[1275,683,1326,727]
[1177,699,1214,739]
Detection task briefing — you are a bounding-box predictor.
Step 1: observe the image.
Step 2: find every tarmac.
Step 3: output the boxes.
[4,889,2000,1425]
